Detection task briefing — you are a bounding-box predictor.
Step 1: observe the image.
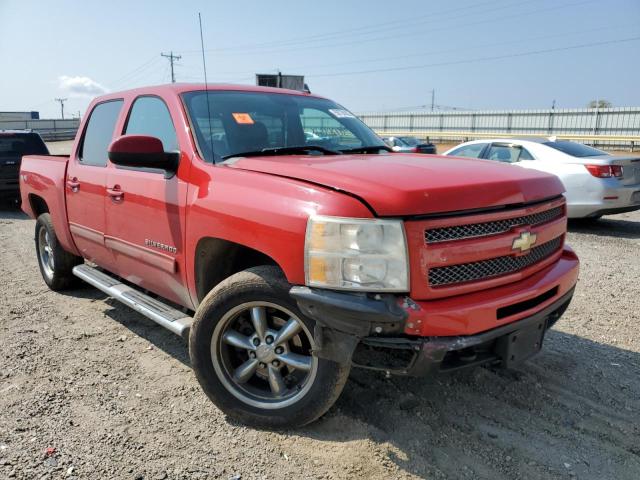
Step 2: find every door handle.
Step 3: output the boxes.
[66,177,80,192]
[106,185,124,202]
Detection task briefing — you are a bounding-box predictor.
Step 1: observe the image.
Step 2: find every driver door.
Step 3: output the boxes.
[104,95,191,307]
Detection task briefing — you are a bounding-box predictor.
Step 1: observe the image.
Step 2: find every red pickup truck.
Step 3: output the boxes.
[20,84,579,428]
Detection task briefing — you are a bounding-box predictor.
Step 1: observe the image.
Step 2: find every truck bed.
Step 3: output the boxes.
[20,154,78,255]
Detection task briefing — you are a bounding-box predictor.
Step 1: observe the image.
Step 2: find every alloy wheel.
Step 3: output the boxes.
[211,301,318,409]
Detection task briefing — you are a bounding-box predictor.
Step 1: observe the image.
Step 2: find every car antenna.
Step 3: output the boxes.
[198,12,215,162]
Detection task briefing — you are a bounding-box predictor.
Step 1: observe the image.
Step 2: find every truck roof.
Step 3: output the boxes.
[0,129,34,134]
[93,83,323,103]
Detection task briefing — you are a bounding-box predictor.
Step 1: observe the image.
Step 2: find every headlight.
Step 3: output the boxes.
[304,216,409,292]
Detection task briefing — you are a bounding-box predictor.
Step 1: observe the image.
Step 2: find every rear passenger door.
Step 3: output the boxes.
[66,100,123,267]
[104,95,191,307]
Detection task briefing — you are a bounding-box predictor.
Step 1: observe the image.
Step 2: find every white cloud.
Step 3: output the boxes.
[58,75,108,97]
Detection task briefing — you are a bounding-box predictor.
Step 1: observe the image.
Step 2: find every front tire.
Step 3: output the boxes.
[35,213,83,291]
[189,266,350,428]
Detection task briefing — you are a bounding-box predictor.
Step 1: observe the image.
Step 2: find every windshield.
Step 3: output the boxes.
[543,141,607,157]
[398,137,420,146]
[182,90,386,162]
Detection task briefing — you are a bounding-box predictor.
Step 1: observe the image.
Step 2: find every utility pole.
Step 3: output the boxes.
[431,89,435,111]
[551,99,556,110]
[161,51,182,83]
[55,98,67,119]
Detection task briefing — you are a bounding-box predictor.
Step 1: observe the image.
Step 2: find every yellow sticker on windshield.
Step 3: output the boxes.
[232,113,254,124]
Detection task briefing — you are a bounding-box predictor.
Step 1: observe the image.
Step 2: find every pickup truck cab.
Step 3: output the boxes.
[20,84,579,428]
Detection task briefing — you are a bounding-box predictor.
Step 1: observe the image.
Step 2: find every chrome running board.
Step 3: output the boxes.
[72,264,192,339]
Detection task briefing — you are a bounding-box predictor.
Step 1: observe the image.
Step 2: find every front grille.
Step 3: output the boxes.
[425,206,563,243]
[428,236,563,286]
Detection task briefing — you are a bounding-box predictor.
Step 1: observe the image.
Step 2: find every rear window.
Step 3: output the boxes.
[0,133,48,157]
[543,141,606,157]
[80,100,124,167]
[447,143,486,158]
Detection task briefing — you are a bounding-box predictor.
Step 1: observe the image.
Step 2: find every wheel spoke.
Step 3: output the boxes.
[233,358,259,383]
[278,352,312,371]
[250,306,268,341]
[222,330,255,351]
[267,365,287,396]
[274,317,302,346]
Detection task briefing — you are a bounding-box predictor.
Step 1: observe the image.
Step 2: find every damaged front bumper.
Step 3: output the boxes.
[290,285,575,376]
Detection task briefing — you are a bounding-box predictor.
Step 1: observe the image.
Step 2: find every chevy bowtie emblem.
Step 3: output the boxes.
[512,231,537,253]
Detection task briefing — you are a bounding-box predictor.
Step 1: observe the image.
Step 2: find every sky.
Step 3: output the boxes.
[1,0,639,119]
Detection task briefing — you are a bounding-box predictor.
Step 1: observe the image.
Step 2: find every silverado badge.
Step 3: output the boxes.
[512,231,537,253]
[145,239,177,254]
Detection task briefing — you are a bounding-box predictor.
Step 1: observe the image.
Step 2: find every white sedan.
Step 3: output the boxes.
[443,138,640,219]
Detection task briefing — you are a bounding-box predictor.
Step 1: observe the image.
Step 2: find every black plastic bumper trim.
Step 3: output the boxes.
[354,286,575,376]
[290,286,407,337]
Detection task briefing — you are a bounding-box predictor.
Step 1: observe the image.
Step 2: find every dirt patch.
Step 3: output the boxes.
[1,205,639,479]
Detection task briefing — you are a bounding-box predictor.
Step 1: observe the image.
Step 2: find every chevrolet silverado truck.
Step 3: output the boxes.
[20,84,579,428]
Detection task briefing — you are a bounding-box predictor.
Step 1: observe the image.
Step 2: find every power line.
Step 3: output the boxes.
[173,22,636,84]
[187,0,592,58]
[280,22,635,73]
[182,0,511,55]
[161,51,182,83]
[308,36,640,78]
[109,56,160,88]
[54,98,67,119]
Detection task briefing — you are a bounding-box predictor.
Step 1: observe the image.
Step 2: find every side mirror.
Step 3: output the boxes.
[108,135,178,176]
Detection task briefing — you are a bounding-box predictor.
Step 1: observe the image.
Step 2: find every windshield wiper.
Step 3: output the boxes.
[223,145,341,160]
[339,145,392,154]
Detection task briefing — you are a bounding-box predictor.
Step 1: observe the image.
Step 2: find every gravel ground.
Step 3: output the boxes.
[1,163,639,479]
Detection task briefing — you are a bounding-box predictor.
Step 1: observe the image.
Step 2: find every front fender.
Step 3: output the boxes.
[184,164,374,305]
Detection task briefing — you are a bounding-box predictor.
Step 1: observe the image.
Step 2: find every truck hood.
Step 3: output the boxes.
[227,154,565,216]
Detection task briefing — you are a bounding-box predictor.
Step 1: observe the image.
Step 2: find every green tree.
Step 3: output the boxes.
[587,99,613,108]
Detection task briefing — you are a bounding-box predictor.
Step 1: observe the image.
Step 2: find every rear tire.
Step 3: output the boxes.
[35,213,83,291]
[189,266,351,428]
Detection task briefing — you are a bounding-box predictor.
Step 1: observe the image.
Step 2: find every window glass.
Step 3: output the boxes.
[0,133,48,158]
[486,145,521,163]
[80,100,123,166]
[125,96,178,152]
[448,143,486,158]
[542,141,606,157]
[299,108,361,148]
[519,148,534,160]
[182,91,386,162]
[398,136,419,146]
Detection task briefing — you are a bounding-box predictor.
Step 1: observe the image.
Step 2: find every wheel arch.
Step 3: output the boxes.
[194,236,281,304]
[28,193,49,217]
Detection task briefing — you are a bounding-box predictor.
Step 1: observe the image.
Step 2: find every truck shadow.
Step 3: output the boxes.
[298,329,640,479]
[0,202,29,220]
[568,217,640,239]
[101,297,190,367]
